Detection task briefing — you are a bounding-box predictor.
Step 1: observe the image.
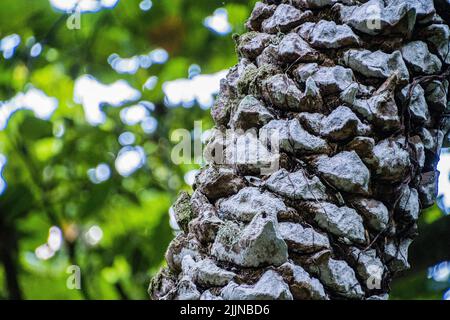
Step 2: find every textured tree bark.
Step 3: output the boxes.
[150,0,450,300]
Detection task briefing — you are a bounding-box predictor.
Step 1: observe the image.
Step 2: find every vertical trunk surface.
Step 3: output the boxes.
[150,0,450,300]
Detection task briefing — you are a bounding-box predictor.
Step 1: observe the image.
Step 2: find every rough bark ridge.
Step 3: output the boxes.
[149,0,450,300]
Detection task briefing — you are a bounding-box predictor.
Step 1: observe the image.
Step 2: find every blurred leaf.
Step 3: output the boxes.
[0,184,34,222]
[422,205,444,224]
[19,116,53,140]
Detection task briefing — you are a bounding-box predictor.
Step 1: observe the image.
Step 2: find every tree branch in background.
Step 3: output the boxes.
[114,281,130,300]
[0,227,23,300]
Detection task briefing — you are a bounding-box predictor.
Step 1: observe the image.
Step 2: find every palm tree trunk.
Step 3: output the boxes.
[150,0,450,300]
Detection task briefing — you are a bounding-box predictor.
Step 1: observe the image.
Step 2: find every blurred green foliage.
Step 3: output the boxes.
[0,0,448,300]
[0,0,255,300]
[390,205,448,300]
